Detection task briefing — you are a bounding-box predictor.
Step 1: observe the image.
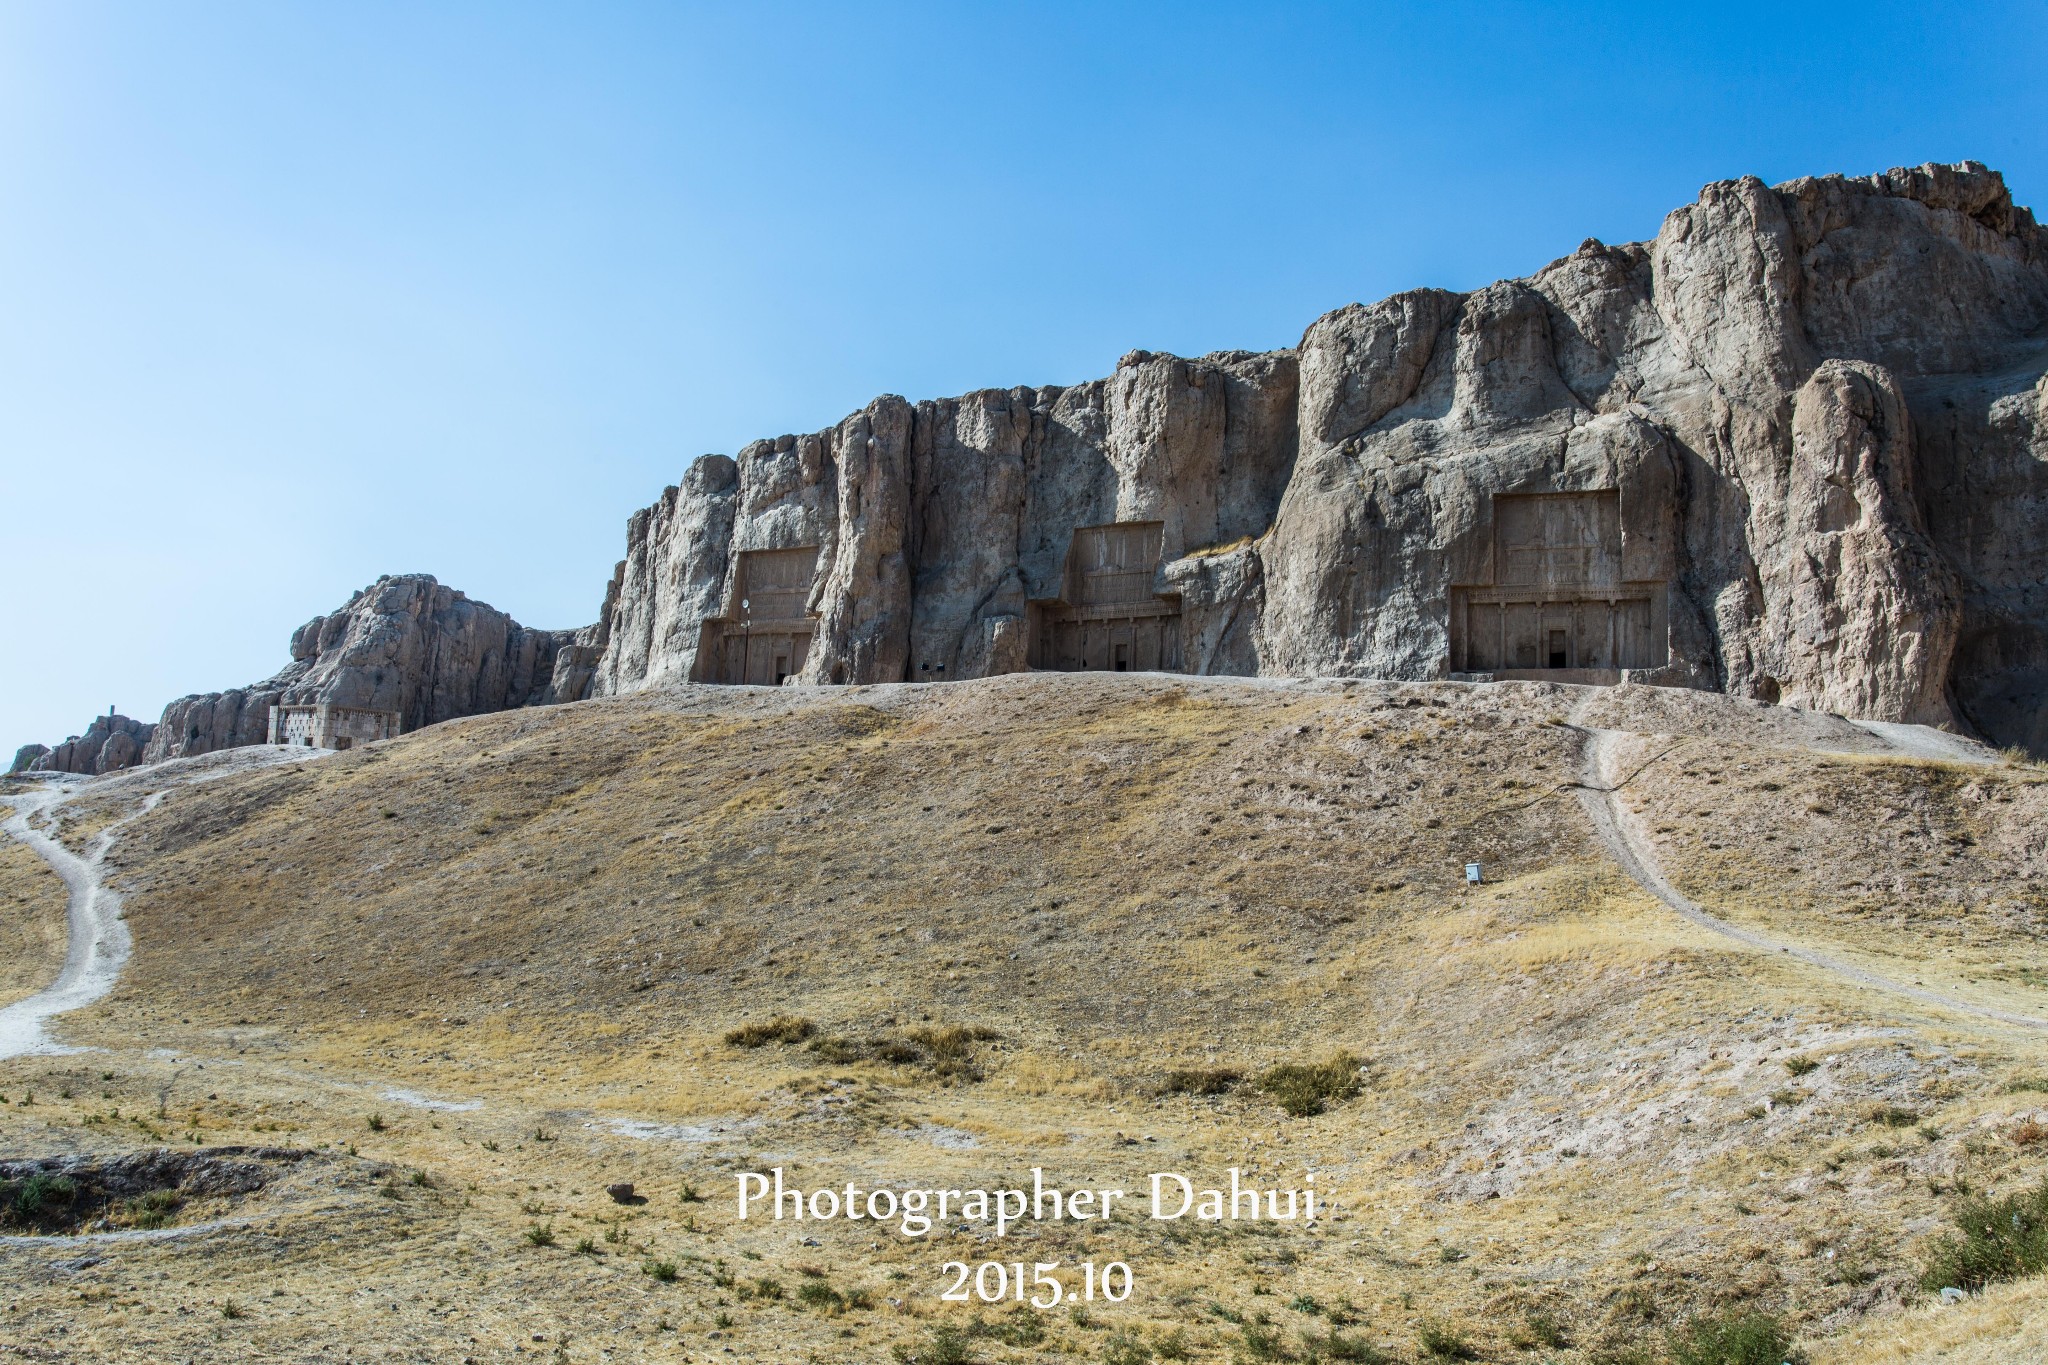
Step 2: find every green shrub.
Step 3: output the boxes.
[1162,1066,1243,1096]
[1100,1329,1153,1365]
[1666,1309,1803,1365]
[1871,1105,1921,1128]
[1513,1310,1568,1348]
[120,1188,181,1230]
[524,1222,556,1247]
[725,1015,817,1047]
[1258,1053,1363,1117]
[892,1323,975,1364]
[4,1173,78,1224]
[1783,1056,1819,1077]
[1920,1178,2048,1292]
[797,1279,844,1310]
[1304,1327,1390,1362]
[976,1308,1046,1345]
[808,1035,866,1064]
[1416,1317,1476,1360]
[643,1258,679,1282]
[1239,1321,1288,1361]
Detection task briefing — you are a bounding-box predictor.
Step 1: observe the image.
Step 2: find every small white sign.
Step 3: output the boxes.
[1465,862,1483,884]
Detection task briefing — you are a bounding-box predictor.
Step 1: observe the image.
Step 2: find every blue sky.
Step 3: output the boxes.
[2,1,2042,748]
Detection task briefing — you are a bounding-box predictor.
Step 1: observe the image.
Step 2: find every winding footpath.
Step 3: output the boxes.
[0,747,328,1060]
[1570,719,2048,1032]
[0,779,155,1058]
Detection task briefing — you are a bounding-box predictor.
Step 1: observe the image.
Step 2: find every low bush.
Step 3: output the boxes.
[1100,1329,1153,1365]
[725,1015,817,1047]
[1259,1053,1364,1117]
[1416,1316,1476,1360]
[808,1035,865,1064]
[1666,1309,1803,1365]
[119,1188,181,1230]
[3,1174,78,1227]
[1512,1310,1568,1349]
[810,1024,998,1081]
[1163,1066,1243,1096]
[1237,1320,1288,1360]
[1920,1177,2048,1292]
[892,1323,975,1364]
[969,1308,1046,1346]
[1304,1327,1390,1362]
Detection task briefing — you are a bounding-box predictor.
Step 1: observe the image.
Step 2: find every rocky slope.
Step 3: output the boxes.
[3,674,2045,1361]
[139,574,579,766]
[580,161,2048,753]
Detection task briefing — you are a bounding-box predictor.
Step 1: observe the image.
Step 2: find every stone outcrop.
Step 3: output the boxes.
[16,715,156,775]
[142,575,577,764]
[588,348,1300,693]
[574,161,2048,752]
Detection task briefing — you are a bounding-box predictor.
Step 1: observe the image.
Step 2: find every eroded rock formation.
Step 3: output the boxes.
[142,575,576,764]
[14,715,156,775]
[576,161,2047,751]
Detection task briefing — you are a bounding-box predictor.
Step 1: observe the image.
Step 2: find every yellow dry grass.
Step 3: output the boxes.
[0,673,2042,1364]
[0,794,67,1007]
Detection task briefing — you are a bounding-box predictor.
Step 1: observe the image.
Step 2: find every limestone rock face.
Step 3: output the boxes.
[586,349,1300,695]
[1766,361,1958,724]
[22,715,155,775]
[143,575,577,764]
[578,160,2048,752]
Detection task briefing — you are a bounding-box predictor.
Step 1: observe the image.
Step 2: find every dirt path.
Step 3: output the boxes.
[1571,723,2048,1032]
[0,780,151,1058]
[0,747,327,1060]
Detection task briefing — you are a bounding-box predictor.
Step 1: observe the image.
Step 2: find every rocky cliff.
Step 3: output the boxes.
[577,161,2047,752]
[142,575,576,765]
[8,714,155,775]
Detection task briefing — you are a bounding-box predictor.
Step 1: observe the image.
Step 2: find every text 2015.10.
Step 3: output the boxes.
[941,1261,1132,1306]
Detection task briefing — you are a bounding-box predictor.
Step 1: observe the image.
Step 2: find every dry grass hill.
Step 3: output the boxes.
[3,672,2046,1364]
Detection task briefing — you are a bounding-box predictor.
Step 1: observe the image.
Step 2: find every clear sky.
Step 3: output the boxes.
[2,1,2042,751]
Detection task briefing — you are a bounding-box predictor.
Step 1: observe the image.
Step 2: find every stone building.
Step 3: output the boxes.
[267,703,401,751]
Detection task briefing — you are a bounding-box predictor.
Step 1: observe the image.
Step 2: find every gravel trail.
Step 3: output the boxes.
[1571,722,2048,1032]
